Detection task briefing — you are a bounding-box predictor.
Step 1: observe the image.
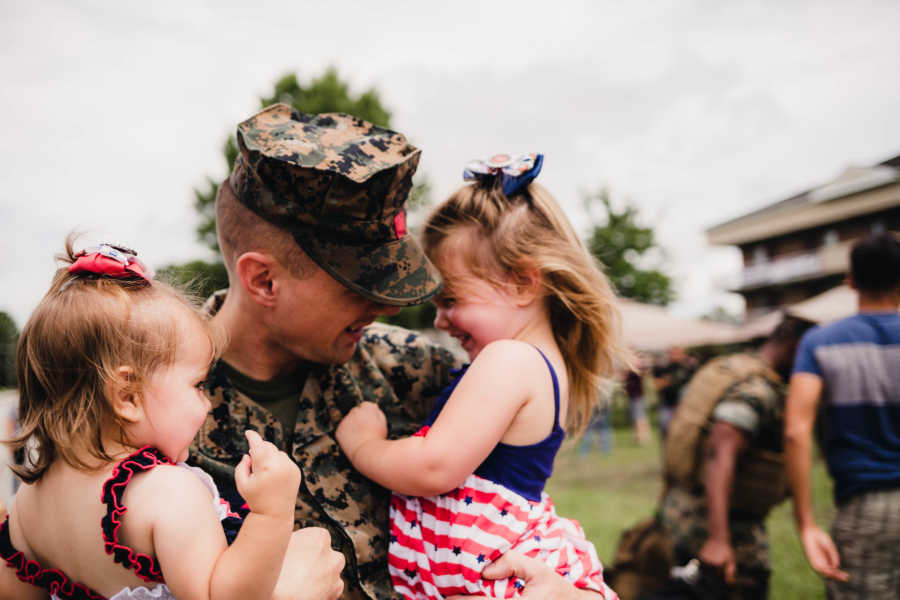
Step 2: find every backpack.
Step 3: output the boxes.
[664,353,787,517]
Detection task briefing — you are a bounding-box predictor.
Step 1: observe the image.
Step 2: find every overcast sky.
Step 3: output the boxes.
[3,0,900,327]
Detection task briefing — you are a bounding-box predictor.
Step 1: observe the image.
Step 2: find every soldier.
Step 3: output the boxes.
[188,104,603,600]
[613,317,812,600]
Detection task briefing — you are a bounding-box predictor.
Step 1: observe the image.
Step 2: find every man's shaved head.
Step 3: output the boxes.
[215,179,313,279]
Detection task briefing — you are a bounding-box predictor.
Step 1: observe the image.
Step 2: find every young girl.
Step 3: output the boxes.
[336,154,625,599]
[1,240,301,600]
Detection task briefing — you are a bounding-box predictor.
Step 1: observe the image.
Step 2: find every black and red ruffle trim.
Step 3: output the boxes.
[0,518,105,599]
[100,445,174,583]
[0,446,174,599]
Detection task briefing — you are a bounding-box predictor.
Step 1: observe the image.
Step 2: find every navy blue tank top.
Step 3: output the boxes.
[423,347,565,502]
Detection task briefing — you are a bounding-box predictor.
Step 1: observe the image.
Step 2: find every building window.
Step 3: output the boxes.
[871,220,886,234]
[823,229,839,247]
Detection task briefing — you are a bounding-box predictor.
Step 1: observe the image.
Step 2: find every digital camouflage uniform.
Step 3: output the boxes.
[187,106,462,599]
[659,356,786,598]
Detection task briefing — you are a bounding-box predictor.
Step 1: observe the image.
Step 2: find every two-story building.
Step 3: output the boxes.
[706,153,900,318]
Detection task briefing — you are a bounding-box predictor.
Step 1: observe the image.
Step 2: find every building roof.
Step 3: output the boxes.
[786,284,859,324]
[707,152,900,246]
[618,299,739,350]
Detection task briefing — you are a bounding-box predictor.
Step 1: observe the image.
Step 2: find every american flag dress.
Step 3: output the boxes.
[388,352,618,600]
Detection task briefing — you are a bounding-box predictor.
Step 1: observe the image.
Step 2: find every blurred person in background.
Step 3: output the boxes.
[610,317,812,600]
[624,355,651,446]
[579,399,613,456]
[4,404,21,495]
[786,232,900,599]
[652,347,697,439]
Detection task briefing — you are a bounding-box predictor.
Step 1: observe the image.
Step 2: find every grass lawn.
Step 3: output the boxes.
[547,427,835,599]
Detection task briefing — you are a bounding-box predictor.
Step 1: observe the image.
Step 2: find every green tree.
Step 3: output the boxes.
[0,311,19,388]
[585,188,675,306]
[156,260,230,303]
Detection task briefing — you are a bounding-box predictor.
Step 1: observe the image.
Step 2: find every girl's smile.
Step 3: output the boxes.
[432,252,534,360]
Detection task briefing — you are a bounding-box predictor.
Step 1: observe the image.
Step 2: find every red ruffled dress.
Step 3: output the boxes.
[0,447,241,600]
[388,350,618,599]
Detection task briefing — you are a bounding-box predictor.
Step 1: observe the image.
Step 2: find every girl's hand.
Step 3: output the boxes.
[235,430,302,518]
[335,402,388,462]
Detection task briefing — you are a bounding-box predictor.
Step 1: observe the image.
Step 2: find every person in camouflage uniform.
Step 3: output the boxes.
[188,104,604,600]
[641,318,812,600]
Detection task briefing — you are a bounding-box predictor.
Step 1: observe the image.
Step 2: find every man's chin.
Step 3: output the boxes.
[332,341,360,364]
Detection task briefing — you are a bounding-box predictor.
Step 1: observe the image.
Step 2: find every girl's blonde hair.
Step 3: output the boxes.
[9,237,225,483]
[423,181,628,435]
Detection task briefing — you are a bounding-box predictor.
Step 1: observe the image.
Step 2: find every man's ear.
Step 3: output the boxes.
[236,251,278,308]
[510,261,543,306]
[109,366,143,424]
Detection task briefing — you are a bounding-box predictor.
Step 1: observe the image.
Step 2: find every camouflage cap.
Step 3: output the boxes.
[229,104,441,306]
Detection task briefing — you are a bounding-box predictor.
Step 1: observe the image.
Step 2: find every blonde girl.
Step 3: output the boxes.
[337,154,624,599]
[0,240,301,600]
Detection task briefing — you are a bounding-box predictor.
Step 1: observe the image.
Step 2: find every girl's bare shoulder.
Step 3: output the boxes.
[473,339,543,363]
[473,339,560,375]
[122,463,214,513]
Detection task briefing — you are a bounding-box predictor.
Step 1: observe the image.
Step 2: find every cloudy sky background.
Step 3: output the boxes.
[3,0,900,327]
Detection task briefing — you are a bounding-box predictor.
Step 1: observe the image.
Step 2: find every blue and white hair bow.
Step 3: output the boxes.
[463,153,543,196]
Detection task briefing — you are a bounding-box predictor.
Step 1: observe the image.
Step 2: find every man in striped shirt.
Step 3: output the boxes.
[786,232,900,599]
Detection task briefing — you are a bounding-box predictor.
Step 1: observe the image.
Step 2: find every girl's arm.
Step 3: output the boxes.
[335,340,545,496]
[153,431,301,600]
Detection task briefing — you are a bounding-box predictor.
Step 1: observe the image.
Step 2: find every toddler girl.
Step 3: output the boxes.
[336,154,624,599]
[2,240,301,600]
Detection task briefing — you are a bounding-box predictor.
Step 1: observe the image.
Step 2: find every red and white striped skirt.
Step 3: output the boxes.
[388,473,618,599]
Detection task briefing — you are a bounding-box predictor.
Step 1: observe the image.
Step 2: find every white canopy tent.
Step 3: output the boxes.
[730,310,785,342]
[618,284,869,352]
[618,299,740,351]
[728,285,862,344]
[786,285,859,324]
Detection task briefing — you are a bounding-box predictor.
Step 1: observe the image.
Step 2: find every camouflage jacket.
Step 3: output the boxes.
[189,296,462,599]
[659,365,786,578]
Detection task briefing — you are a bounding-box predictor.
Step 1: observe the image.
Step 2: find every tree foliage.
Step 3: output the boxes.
[585,188,675,306]
[156,260,229,303]
[0,312,18,388]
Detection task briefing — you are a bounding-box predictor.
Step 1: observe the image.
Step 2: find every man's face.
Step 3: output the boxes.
[272,261,401,365]
[668,346,687,364]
